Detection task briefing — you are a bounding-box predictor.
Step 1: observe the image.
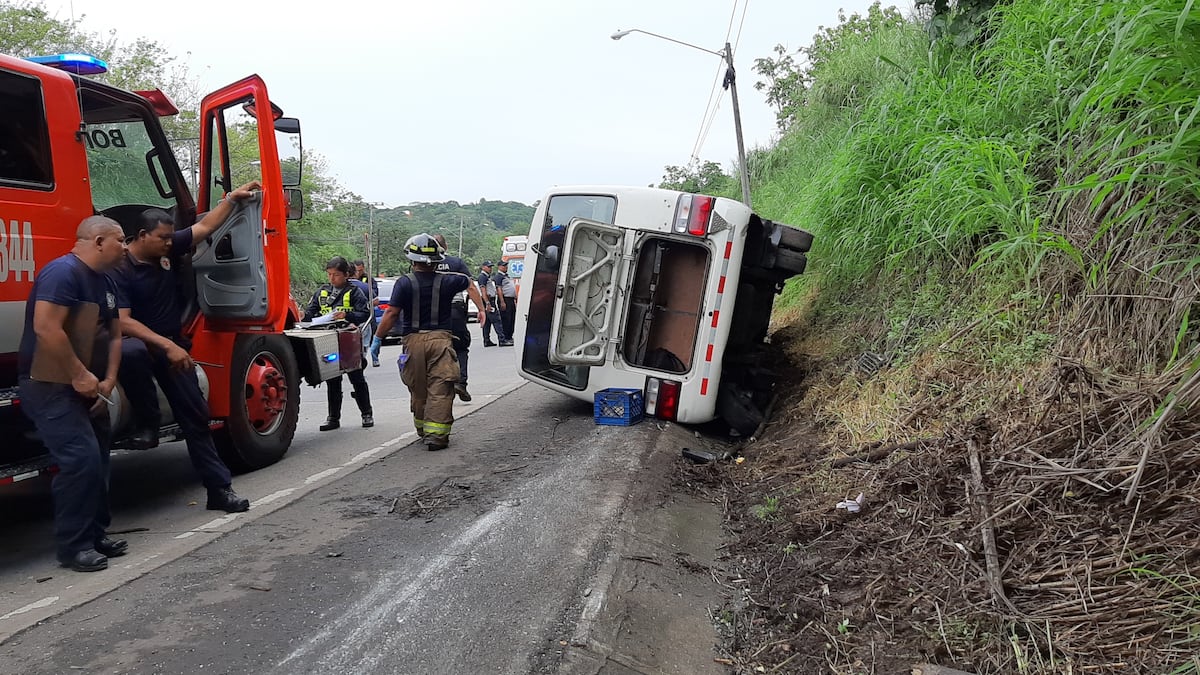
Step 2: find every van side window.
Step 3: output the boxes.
[0,70,53,189]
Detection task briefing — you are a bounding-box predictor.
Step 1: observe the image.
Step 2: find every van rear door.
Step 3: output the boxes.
[547,218,629,366]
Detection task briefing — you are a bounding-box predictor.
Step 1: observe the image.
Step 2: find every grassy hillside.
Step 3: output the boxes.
[717,1,1200,672]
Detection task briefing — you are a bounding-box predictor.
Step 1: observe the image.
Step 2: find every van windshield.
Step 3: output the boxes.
[521,195,617,389]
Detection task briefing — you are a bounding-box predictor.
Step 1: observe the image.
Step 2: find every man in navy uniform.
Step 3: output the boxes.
[493,260,518,346]
[374,234,484,450]
[19,216,129,572]
[351,259,382,367]
[303,256,374,430]
[108,182,260,513]
[477,260,503,347]
[431,233,487,402]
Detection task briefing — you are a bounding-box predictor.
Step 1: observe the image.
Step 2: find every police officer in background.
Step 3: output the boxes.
[431,233,486,402]
[477,260,503,347]
[493,260,518,346]
[303,256,374,431]
[19,216,129,572]
[349,260,381,368]
[374,234,485,450]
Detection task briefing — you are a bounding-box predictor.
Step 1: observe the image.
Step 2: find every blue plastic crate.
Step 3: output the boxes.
[594,388,644,426]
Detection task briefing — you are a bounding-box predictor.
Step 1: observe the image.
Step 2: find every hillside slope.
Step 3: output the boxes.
[712,1,1200,672]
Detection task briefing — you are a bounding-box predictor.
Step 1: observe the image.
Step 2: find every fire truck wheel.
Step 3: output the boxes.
[772,248,808,276]
[215,334,300,473]
[777,226,814,253]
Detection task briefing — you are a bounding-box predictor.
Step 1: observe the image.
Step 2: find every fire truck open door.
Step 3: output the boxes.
[195,75,297,331]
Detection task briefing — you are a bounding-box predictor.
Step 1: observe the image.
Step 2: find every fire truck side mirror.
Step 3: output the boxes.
[285,188,304,221]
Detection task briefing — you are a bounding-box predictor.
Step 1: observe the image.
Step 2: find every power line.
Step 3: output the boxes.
[689,0,751,163]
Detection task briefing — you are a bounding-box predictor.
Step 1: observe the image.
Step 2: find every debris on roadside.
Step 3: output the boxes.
[835,493,866,514]
[681,447,741,464]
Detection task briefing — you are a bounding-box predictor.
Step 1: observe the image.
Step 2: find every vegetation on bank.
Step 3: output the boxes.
[707,0,1200,672]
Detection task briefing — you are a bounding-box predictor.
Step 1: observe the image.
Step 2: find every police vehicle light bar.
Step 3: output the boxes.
[25,53,108,75]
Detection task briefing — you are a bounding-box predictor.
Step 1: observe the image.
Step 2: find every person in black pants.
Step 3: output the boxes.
[494,261,518,346]
[108,189,259,514]
[476,260,502,346]
[19,216,130,571]
[432,234,488,401]
[303,256,374,430]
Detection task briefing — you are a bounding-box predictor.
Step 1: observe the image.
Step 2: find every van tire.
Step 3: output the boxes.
[778,226,814,253]
[215,334,300,473]
[717,385,764,436]
[772,248,808,276]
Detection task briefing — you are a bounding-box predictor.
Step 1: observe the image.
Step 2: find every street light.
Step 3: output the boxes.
[611,28,752,207]
[439,216,464,256]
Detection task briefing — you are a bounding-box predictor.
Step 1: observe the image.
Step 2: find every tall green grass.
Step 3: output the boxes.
[765,0,1200,372]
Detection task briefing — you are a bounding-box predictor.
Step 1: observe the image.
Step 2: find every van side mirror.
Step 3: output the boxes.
[532,242,560,273]
[285,188,304,220]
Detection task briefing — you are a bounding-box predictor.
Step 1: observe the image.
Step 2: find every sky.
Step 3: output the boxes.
[47,0,896,208]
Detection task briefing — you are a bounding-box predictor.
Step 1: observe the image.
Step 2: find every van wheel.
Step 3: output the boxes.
[778,226,814,253]
[717,385,764,436]
[215,334,300,473]
[772,249,808,276]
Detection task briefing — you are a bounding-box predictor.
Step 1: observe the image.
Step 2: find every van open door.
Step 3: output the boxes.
[195,75,297,331]
[547,218,629,366]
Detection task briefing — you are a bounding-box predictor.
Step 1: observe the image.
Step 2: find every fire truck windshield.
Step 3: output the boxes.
[83,119,175,211]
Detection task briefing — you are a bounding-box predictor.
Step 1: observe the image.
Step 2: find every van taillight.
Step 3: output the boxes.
[674,194,715,237]
[644,377,682,421]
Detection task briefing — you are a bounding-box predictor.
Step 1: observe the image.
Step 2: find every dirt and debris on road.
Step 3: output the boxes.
[688,331,1200,674]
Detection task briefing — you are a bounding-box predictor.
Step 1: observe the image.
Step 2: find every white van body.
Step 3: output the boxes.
[513,186,812,433]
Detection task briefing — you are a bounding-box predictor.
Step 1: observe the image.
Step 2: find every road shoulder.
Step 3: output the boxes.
[559,422,730,675]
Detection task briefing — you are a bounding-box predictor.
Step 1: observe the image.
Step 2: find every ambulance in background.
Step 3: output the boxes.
[500,234,527,295]
[512,186,812,435]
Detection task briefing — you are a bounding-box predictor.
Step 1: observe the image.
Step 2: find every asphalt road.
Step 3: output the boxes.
[0,324,679,674]
[0,324,520,639]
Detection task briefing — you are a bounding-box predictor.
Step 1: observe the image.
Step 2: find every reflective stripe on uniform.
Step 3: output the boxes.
[318,287,353,314]
[423,420,452,435]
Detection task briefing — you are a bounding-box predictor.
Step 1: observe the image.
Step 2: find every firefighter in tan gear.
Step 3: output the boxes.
[374,234,485,450]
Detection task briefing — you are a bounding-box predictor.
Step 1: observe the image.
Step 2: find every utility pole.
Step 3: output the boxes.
[365,204,377,284]
[610,29,752,207]
[724,41,751,208]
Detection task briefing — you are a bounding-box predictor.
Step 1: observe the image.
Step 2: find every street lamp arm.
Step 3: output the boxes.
[610,28,723,58]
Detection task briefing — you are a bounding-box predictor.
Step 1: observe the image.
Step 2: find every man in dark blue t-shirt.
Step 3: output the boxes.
[18,216,128,572]
[106,181,260,513]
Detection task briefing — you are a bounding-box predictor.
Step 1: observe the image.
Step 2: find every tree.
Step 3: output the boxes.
[657,161,733,194]
[752,2,907,129]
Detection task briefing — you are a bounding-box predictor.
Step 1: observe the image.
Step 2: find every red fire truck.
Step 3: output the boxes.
[0,52,356,486]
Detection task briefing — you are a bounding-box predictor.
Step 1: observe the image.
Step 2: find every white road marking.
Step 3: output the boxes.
[303,468,341,484]
[123,553,162,570]
[343,447,385,466]
[252,488,298,507]
[198,514,239,530]
[0,596,58,621]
